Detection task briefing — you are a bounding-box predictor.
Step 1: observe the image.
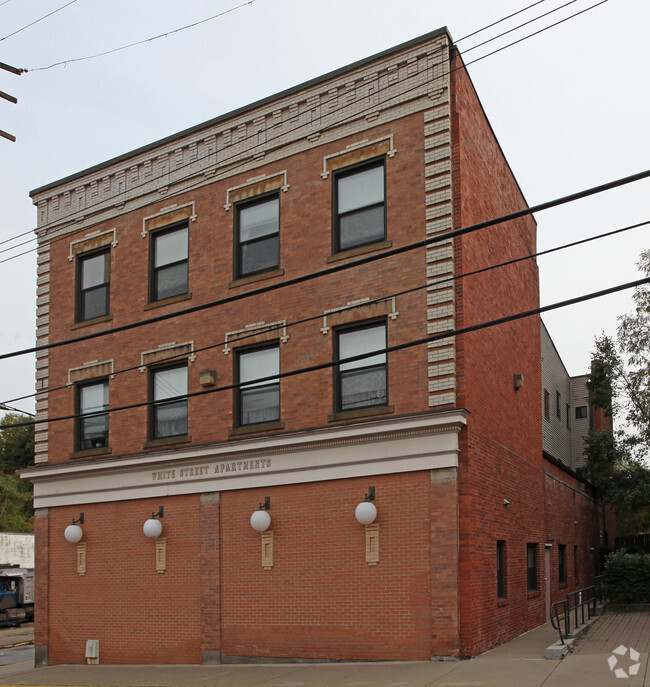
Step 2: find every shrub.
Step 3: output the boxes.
[604,550,650,603]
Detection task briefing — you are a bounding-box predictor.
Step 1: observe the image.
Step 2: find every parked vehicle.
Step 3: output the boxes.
[0,565,34,623]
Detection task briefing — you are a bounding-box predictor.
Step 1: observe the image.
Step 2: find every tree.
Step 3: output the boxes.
[584,251,650,534]
[0,412,34,532]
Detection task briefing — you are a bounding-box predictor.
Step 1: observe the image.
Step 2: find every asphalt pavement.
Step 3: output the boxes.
[0,611,648,686]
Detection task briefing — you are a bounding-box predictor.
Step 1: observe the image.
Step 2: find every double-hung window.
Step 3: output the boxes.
[334,159,385,253]
[150,224,189,302]
[236,344,280,426]
[335,321,387,412]
[150,364,188,439]
[77,249,110,322]
[235,195,280,278]
[76,379,109,451]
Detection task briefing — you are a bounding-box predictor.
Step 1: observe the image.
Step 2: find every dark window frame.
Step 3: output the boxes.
[556,391,562,419]
[76,247,110,322]
[566,403,571,429]
[333,157,386,254]
[527,543,538,591]
[234,342,281,428]
[576,405,588,419]
[334,319,388,414]
[148,362,188,441]
[558,544,567,585]
[149,222,189,303]
[75,378,109,451]
[234,192,280,279]
[497,540,507,599]
[544,389,550,420]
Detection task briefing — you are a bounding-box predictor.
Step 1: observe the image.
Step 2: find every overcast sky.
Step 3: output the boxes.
[1,0,648,416]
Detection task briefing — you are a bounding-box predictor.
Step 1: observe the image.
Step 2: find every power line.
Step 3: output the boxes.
[27,0,257,71]
[0,0,607,254]
[6,274,649,431]
[0,0,79,42]
[1,166,648,363]
[3,216,647,408]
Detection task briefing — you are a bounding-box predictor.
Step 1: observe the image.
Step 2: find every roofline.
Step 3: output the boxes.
[30,27,450,198]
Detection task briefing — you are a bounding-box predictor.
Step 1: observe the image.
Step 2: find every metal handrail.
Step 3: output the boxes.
[550,583,602,644]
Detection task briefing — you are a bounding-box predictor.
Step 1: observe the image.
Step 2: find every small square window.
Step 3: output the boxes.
[335,321,387,412]
[236,344,280,426]
[235,195,280,278]
[575,405,588,419]
[150,364,188,439]
[150,224,189,302]
[76,249,110,322]
[526,543,538,591]
[334,159,385,253]
[76,379,109,450]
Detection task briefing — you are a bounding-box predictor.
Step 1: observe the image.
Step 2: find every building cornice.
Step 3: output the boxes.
[23,411,467,508]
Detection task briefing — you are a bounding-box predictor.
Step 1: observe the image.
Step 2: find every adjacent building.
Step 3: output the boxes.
[24,29,612,665]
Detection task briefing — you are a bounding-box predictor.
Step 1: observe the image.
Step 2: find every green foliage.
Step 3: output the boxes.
[604,550,650,604]
[0,413,34,532]
[0,413,35,472]
[0,472,33,532]
[584,251,650,533]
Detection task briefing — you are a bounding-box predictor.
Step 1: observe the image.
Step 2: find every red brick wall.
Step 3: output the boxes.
[44,113,431,464]
[46,496,202,664]
[450,54,544,655]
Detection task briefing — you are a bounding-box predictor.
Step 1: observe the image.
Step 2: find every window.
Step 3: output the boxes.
[150,364,188,439]
[334,159,385,253]
[150,224,189,302]
[76,380,109,451]
[559,544,566,584]
[236,344,280,426]
[497,541,506,599]
[556,391,561,419]
[526,544,538,591]
[574,545,579,583]
[335,321,387,412]
[76,249,110,321]
[576,405,588,419]
[543,389,550,420]
[566,403,571,429]
[235,195,279,278]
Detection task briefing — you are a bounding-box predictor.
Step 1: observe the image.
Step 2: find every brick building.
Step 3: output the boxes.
[24,29,612,665]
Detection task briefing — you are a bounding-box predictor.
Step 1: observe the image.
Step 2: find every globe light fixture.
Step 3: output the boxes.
[355,487,377,525]
[143,506,164,539]
[250,497,271,532]
[64,513,84,543]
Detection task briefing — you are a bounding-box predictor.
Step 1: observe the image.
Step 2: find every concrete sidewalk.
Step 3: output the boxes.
[0,612,648,686]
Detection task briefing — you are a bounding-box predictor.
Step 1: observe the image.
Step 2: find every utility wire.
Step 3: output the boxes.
[1,167,648,364]
[455,0,547,42]
[3,217,647,408]
[28,0,257,71]
[0,0,609,256]
[461,0,582,53]
[0,0,79,41]
[7,275,650,431]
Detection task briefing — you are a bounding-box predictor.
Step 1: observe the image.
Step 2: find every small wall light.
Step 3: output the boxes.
[503,498,511,507]
[64,513,85,543]
[250,497,271,532]
[513,374,524,391]
[355,487,377,525]
[143,506,164,539]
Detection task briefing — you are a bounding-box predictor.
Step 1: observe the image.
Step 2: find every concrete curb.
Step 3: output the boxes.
[545,614,599,659]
